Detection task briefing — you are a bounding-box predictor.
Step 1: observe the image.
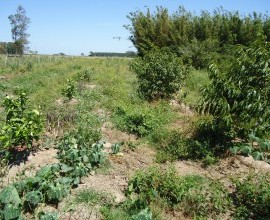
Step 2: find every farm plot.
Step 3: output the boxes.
[0,55,270,220]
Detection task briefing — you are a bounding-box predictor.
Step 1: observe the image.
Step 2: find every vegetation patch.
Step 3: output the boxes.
[0,93,43,152]
[113,102,172,137]
[126,166,232,218]
[131,49,189,101]
[233,173,270,219]
[0,127,105,219]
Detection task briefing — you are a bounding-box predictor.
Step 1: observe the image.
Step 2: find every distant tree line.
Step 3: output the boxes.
[126,6,270,68]
[89,51,136,57]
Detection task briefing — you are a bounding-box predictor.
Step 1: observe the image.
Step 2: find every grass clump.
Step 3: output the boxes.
[72,189,112,206]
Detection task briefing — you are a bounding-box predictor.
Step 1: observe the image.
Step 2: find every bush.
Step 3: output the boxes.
[233,173,270,219]
[131,49,189,101]
[0,93,43,150]
[197,40,270,139]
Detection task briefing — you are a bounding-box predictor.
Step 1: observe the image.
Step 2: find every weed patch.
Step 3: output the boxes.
[233,173,270,219]
[113,102,172,137]
[126,166,232,218]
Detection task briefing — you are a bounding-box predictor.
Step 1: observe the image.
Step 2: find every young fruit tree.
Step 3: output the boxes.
[8,5,31,55]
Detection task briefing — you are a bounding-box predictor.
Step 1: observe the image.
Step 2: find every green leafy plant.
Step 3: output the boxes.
[0,93,43,150]
[111,142,122,154]
[0,127,106,218]
[61,78,76,100]
[131,208,152,220]
[131,49,189,101]
[38,211,59,220]
[197,40,270,139]
[75,68,94,82]
[0,185,22,220]
[233,173,270,219]
[231,132,270,163]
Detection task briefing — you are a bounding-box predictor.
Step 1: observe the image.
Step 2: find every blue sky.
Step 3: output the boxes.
[1,0,269,55]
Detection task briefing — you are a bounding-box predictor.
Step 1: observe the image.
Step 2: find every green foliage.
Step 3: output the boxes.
[56,135,105,185]
[131,49,188,100]
[153,126,219,165]
[75,68,93,82]
[197,41,270,139]
[126,6,270,68]
[111,142,122,154]
[131,208,152,220]
[126,167,231,218]
[61,78,76,100]
[0,185,22,220]
[38,211,58,220]
[0,93,43,150]
[113,103,170,137]
[231,132,270,163]
[154,131,189,163]
[0,127,105,218]
[233,173,270,219]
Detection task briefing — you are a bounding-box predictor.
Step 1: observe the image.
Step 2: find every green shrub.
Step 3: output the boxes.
[197,40,270,139]
[233,173,270,219]
[75,68,94,82]
[61,78,76,100]
[131,49,189,101]
[0,93,44,150]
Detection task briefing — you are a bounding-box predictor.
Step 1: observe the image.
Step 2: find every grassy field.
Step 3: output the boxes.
[0,55,269,220]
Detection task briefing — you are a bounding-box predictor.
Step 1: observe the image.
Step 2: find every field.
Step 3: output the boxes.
[0,55,270,220]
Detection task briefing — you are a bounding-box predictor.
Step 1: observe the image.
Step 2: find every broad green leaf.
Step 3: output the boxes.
[230,146,239,155]
[38,211,59,220]
[25,191,42,206]
[3,204,21,220]
[36,166,53,179]
[58,177,73,185]
[0,185,21,206]
[131,208,153,220]
[251,151,264,161]
[60,163,73,173]
[240,145,252,155]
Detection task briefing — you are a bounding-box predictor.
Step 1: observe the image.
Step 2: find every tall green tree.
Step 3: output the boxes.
[8,5,30,55]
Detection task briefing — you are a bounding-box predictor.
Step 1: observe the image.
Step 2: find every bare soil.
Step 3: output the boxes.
[1,148,58,187]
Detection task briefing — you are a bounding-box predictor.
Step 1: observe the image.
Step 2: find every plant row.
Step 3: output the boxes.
[0,131,105,220]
